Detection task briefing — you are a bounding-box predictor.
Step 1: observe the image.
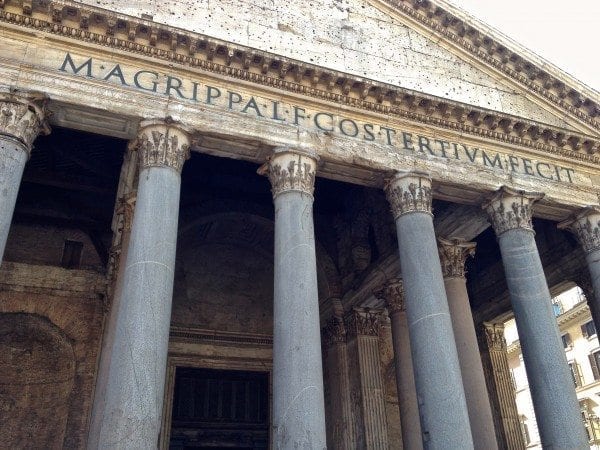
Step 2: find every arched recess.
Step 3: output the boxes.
[173,208,342,333]
[0,313,76,448]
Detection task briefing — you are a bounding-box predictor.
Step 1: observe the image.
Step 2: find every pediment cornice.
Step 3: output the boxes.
[0,0,598,163]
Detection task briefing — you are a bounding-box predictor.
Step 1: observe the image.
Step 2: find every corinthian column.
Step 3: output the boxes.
[322,315,356,450]
[96,120,191,449]
[483,187,588,449]
[0,92,49,261]
[478,322,525,450]
[559,207,600,333]
[259,147,327,449]
[384,171,473,450]
[437,238,498,450]
[344,308,389,449]
[375,279,423,450]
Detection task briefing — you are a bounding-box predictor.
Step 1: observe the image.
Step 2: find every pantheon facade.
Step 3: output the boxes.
[0,0,599,449]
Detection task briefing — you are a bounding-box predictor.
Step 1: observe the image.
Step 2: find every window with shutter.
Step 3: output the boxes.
[589,352,600,381]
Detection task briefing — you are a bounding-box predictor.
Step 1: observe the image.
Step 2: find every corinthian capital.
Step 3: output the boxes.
[483,186,543,236]
[258,147,318,198]
[482,322,507,351]
[322,316,347,348]
[384,171,432,219]
[134,120,191,173]
[374,278,405,315]
[438,238,476,278]
[344,308,382,338]
[0,92,50,150]
[558,206,600,254]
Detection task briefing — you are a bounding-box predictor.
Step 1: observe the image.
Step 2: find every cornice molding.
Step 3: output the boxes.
[379,0,599,128]
[0,0,598,164]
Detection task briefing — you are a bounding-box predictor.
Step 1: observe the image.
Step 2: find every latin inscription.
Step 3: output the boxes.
[59,53,575,183]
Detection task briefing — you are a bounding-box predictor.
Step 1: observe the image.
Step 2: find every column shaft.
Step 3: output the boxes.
[322,317,356,450]
[262,149,327,449]
[0,94,48,261]
[96,122,190,449]
[438,238,498,450]
[479,323,525,450]
[376,280,422,450]
[345,309,389,449]
[560,207,600,335]
[445,277,498,450]
[390,310,422,450]
[385,172,473,450]
[485,188,588,449]
[0,137,28,258]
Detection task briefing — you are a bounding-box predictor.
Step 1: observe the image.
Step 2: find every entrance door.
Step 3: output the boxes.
[169,367,269,449]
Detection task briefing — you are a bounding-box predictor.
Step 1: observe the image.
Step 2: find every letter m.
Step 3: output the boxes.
[59,53,93,77]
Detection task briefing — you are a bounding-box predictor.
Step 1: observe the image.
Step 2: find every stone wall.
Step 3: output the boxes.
[74,0,570,127]
[0,262,106,448]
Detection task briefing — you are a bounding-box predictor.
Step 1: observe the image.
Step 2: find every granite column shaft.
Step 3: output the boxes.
[385,171,473,450]
[484,187,588,449]
[438,238,498,450]
[377,279,423,450]
[559,207,600,334]
[261,148,327,449]
[0,93,49,261]
[96,121,190,449]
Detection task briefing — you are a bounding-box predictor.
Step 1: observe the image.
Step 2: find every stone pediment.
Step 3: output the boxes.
[57,0,598,136]
[0,0,598,162]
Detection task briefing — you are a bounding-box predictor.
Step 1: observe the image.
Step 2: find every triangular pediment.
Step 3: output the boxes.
[72,0,598,135]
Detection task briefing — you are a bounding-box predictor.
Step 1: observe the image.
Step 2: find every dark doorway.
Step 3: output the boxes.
[169,368,269,449]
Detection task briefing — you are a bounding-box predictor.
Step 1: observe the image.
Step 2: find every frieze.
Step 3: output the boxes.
[483,186,543,235]
[0,92,50,149]
[374,279,405,315]
[55,52,583,185]
[437,238,476,278]
[384,171,433,219]
[0,1,598,161]
[558,206,600,254]
[134,120,191,173]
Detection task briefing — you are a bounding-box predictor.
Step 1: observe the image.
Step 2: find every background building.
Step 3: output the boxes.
[507,287,600,448]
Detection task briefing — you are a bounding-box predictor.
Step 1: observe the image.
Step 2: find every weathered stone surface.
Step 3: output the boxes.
[0,262,105,449]
[71,0,579,128]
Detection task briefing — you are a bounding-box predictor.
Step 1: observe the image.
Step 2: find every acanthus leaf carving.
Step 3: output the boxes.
[0,92,50,150]
[384,171,432,219]
[437,238,476,278]
[135,121,191,173]
[483,322,507,351]
[483,186,543,235]
[374,278,405,315]
[322,316,347,348]
[558,206,600,254]
[258,148,317,198]
[344,308,381,338]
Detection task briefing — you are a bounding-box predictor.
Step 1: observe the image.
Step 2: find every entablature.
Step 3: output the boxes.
[0,0,599,162]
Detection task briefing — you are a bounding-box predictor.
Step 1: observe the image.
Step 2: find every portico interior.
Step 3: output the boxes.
[1,0,599,448]
[1,123,592,448]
